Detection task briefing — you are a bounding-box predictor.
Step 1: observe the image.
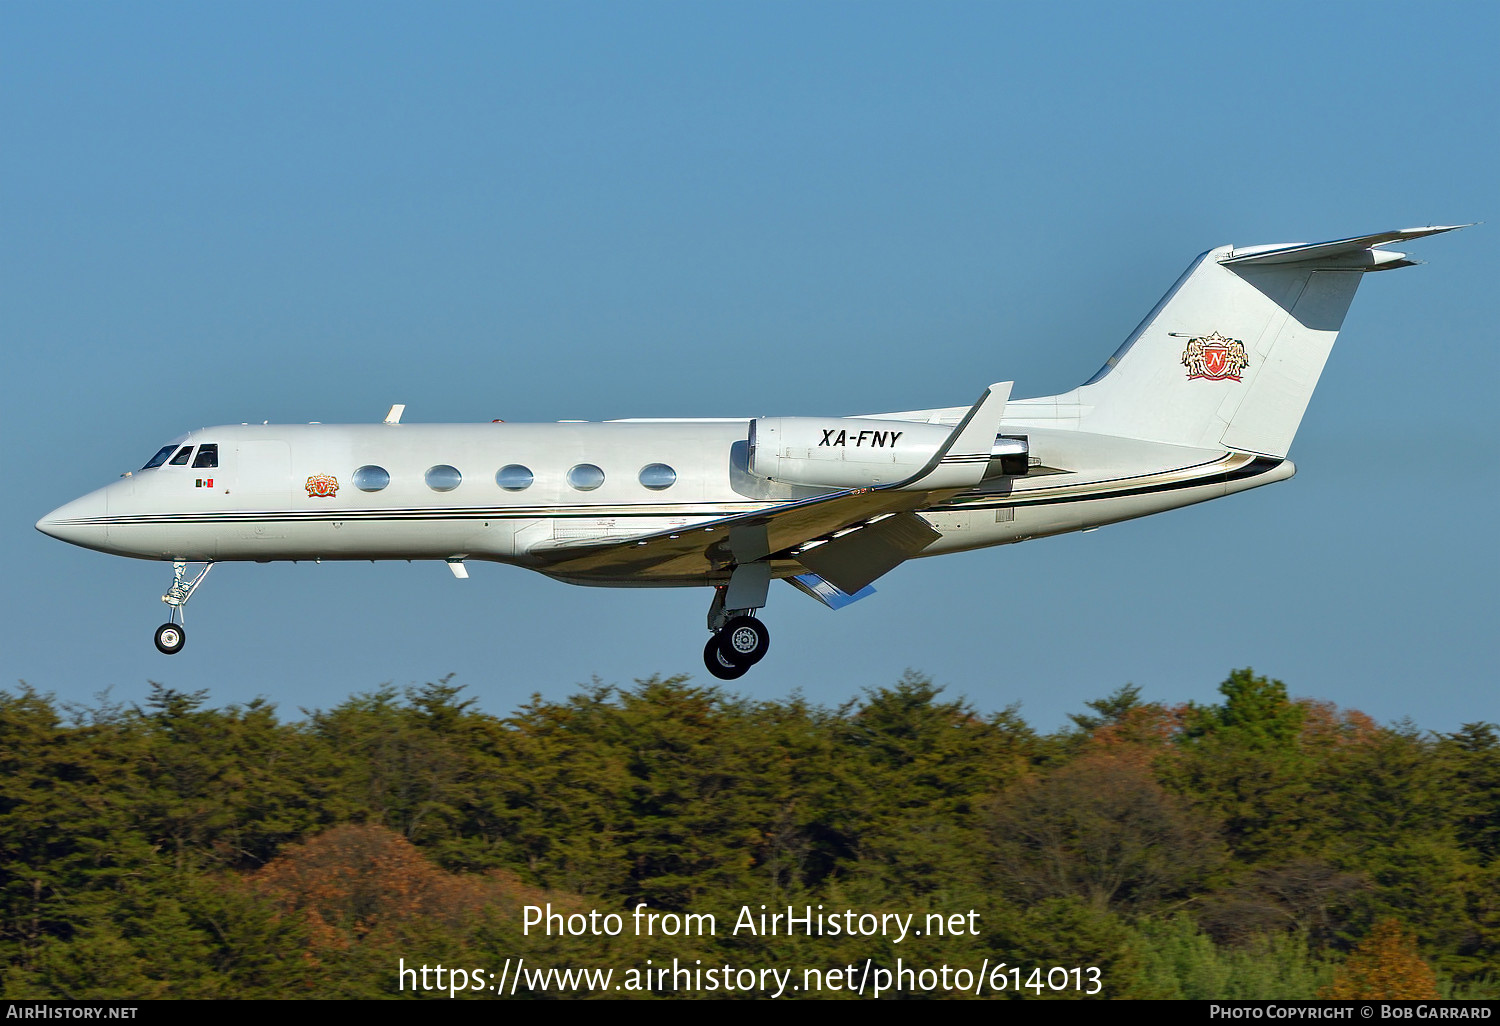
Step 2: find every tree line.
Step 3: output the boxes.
[0,669,1495,998]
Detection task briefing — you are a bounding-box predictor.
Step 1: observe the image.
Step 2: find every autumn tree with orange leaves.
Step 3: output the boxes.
[1320,918,1440,999]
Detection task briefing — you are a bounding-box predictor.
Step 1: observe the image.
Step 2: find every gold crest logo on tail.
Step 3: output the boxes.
[1181,332,1249,381]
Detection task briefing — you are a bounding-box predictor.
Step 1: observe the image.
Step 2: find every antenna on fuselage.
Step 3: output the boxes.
[384,404,405,425]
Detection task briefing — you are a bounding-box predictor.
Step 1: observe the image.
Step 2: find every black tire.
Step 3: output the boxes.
[717,615,770,665]
[704,636,748,680]
[154,623,186,655]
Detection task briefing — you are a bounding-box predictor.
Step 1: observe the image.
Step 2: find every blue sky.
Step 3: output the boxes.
[3,3,1495,733]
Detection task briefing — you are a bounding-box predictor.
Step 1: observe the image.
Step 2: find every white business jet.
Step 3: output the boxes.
[37,226,1464,679]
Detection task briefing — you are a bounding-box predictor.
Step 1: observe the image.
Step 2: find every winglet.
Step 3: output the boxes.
[896,381,1012,490]
[786,572,877,609]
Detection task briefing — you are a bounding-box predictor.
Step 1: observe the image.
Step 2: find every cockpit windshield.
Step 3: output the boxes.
[142,445,177,470]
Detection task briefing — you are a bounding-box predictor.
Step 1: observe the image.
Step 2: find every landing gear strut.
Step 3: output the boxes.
[154,561,213,656]
[702,584,771,680]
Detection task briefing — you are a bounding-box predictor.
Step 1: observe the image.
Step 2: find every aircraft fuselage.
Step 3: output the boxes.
[38,419,1289,586]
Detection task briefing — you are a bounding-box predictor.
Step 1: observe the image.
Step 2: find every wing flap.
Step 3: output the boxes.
[795,511,941,593]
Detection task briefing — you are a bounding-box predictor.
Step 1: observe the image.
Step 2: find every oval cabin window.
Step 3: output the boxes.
[496,465,534,491]
[567,464,605,491]
[638,463,677,490]
[425,465,462,492]
[353,465,390,492]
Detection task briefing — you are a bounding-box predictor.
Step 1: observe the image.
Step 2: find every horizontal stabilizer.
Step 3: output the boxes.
[1221,225,1469,269]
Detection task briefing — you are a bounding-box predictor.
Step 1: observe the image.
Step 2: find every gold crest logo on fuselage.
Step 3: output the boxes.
[305,474,339,498]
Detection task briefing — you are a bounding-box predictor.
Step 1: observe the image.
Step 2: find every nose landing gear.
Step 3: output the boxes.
[154,622,186,655]
[154,561,213,655]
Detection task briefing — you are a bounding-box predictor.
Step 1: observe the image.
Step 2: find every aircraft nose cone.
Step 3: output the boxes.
[36,490,110,550]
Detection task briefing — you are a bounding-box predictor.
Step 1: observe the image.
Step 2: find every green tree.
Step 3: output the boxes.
[1135,914,1332,999]
[1166,669,1318,863]
[833,673,1036,895]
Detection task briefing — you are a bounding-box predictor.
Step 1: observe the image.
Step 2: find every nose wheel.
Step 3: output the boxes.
[153,560,214,655]
[155,623,186,655]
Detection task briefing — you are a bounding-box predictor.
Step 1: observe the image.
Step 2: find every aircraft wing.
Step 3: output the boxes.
[527,382,1011,584]
[527,485,941,581]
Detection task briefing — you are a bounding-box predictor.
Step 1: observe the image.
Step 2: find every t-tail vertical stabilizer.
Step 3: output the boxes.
[1071,226,1467,458]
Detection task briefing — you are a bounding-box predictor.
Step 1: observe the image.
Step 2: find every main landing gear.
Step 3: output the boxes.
[702,586,771,680]
[154,561,213,655]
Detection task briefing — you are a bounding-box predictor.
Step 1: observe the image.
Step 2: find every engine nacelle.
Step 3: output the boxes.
[749,418,1029,489]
